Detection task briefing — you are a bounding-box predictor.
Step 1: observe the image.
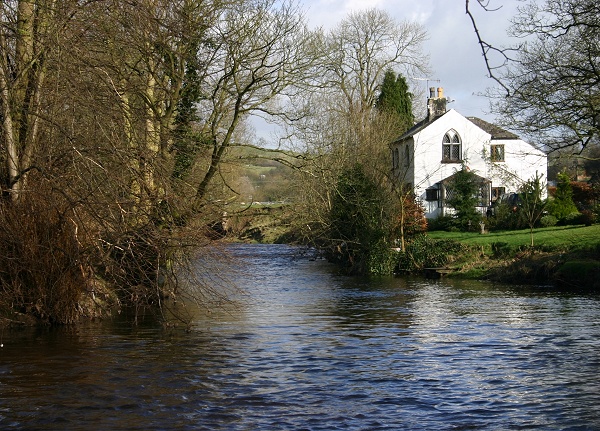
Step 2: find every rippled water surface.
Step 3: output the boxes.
[1,244,599,430]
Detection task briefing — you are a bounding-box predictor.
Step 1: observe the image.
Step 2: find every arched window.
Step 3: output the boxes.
[442,130,461,162]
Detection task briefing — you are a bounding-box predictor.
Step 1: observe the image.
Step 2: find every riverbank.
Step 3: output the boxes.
[229,210,600,290]
[443,247,599,290]
[427,225,600,291]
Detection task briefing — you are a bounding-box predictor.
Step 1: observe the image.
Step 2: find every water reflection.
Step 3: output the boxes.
[0,243,599,430]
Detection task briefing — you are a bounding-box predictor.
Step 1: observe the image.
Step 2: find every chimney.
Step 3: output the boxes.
[429,87,436,98]
[427,86,447,121]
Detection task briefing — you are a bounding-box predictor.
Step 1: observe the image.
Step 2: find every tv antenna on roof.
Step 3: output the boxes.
[411,77,441,91]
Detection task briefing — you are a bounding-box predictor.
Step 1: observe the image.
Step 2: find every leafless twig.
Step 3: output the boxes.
[465,0,512,95]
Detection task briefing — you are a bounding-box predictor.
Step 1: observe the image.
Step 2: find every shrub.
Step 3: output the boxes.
[561,211,583,226]
[554,260,600,290]
[571,181,599,211]
[547,172,578,220]
[396,235,470,272]
[487,202,527,231]
[491,241,513,258]
[367,239,399,275]
[445,166,483,231]
[579,210,596,226]
[326,164,394,275]
[426,215,455,231]
[539,214,558,227]
[593,203,600,220]
[0,195,88,324]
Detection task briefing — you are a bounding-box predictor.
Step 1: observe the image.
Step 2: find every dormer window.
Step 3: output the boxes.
[442,130,461,162]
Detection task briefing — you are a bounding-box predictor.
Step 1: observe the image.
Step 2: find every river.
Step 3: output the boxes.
[1,243,599,430]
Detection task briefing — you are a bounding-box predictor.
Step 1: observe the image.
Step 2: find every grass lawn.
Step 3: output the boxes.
[427,224,600,251]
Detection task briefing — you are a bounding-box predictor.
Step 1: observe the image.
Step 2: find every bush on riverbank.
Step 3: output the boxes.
[395,235,475,272]
[553,259,600,290]
[0,195,90,324]
[479,248,600,291]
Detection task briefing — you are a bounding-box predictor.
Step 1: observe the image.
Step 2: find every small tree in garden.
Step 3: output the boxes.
[392,188,426,252]
[546,171,579,222]
[445,166,481,231]
[519,172,547,247]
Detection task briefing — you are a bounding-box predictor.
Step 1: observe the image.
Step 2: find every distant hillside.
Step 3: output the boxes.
[224,146,297,204]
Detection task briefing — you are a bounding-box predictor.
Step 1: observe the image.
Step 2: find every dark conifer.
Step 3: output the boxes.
[376,70,414,133]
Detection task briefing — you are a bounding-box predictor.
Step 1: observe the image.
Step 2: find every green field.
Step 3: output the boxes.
[427,224,600,251]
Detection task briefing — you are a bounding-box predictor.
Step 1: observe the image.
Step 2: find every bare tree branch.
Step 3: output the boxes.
[465,0,511,95]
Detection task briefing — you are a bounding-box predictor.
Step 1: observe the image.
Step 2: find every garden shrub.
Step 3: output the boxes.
[487,202,527,230]
[592,203,600,220]
[426,215,455,231]
[547,172,578,221]
[560,211,583,226]
[445,166,483,231]
[579,210,596,226]
[539,214,558,227]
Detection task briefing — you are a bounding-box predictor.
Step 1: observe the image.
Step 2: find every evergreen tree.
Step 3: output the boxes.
[445,166,481,231]
[547,171,578,221]
[376,70,414,133]
[519,173,547,246]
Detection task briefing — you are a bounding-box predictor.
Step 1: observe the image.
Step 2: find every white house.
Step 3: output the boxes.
[391,87,548,219]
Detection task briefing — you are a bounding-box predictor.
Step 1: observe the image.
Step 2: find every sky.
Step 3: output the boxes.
[252,0,523,145]
[300,0,521,122]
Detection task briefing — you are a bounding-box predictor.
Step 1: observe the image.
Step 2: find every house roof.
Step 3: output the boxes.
[393,111,447,143]
[392,110,520,143]
[465,117,519,140]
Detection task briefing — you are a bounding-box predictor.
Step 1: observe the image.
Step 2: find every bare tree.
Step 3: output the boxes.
[0,1,80,200]
[467,0,600,153]
[285,9,429,268]
[324,9,428,114]
[465,0,514,94]
[0,0,317,323]
[190,0,318,209]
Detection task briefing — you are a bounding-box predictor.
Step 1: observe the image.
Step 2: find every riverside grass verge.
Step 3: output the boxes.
[426,224,600,290]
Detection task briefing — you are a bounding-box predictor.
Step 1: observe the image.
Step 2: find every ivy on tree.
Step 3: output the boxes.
[327,164,396,275]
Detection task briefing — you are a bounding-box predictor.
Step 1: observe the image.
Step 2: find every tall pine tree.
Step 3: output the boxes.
[376,70,414,133]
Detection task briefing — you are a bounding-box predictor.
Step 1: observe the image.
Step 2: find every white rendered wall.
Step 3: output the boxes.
[392,109,548,218]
